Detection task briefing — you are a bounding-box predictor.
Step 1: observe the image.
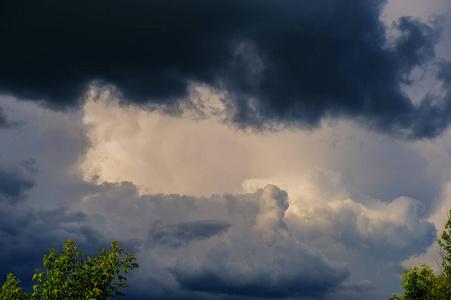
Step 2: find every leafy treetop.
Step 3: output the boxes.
[0,239,139,300]
[390,209,451,300]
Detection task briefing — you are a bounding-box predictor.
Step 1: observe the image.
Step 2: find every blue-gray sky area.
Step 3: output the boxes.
[1,0,451,299]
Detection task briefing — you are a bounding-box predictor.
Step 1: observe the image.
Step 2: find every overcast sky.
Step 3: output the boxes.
[1,0,451,299]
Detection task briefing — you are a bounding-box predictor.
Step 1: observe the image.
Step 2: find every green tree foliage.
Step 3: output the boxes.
[389,265,436,300]
[438,209,451,277]
[390,209,451,299]
[0,239,139,300]
[0,273,27,300]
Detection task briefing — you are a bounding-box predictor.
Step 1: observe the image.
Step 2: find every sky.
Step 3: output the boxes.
[1,0,451,299]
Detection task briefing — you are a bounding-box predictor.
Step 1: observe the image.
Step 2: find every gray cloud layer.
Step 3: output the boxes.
[171,239,348,298]
[0,94,446,299]
[72,181,434,299]
[0,106,8,128]
[0,168,437,300]
[0,159,36,204]
[148,220,232,248]
[0,203,106,287]
[1,0,450,138]
[82,183,352,299]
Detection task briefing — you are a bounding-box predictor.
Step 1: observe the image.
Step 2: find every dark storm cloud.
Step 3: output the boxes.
[0,204,105,289]
[171,239,349,298]
[392,17,440,78]
[0,159,36,204]
[0,0,448,138]
[148,220,231,248]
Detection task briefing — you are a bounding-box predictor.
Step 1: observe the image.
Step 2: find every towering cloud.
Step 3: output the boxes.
[0,0,449,138]
[70,179,435,299]
[253,185,289,245]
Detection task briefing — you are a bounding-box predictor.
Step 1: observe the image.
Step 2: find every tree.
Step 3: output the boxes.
[390,209,451,299]
[0,239,139,300]
[0,273,27,300]
[438,210,451,277]
[389,265,435,300]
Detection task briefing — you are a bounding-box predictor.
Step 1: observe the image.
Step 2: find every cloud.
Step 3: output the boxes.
[0,95,445,299]
[0,159,437,300]
[0,96,94,209]
[392,16,440,77]
[78,183,350,298]
[0,203,104,285]
[289,196,436,260]
[0,106,9,128]
[171,238,349,299]
[80,92,451,218]
[73,179,436,299]
[253,185,289,245]
[1,58,450,300]
[0,105,19,129]
[0,159,36,204]
[246,171,437,261]
[241,171,439,299]
[147,220,231,248]
[1,0,449,138]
